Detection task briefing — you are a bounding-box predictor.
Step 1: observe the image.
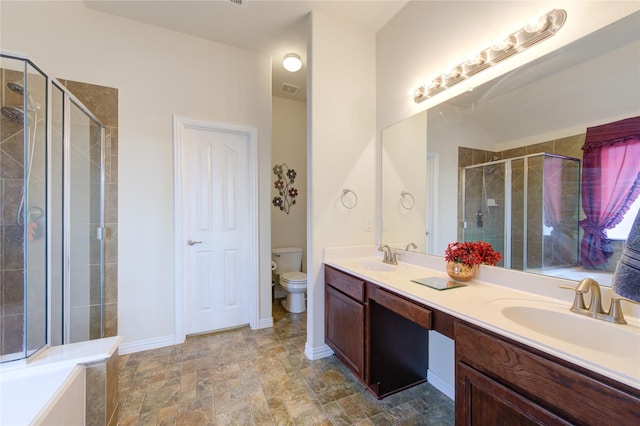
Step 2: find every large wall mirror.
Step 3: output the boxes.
[382,11,640,286]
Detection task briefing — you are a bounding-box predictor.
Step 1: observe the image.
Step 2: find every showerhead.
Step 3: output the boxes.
[483,155,501,175]
[484,165,497,175]
[6,80,40,111]
[1,106,25,125]
[7,81,25,96]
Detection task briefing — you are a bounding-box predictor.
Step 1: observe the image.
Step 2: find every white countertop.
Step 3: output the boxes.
[324,246,640,391]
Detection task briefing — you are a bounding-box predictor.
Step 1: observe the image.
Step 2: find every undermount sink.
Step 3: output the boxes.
[352,260,396,272]
[493,299,640,360]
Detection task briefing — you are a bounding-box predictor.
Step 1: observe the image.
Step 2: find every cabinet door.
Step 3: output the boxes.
[325,284,365,378]
[457,362,569,426]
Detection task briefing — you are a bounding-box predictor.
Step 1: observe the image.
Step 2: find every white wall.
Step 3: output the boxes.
[0,1,273,349]
[376,0,640,398]
[271,96,307,267]
[381,111,427,250]
[306,11,377,358]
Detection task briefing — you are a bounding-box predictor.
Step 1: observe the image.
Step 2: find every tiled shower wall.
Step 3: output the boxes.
[0,74,118,356]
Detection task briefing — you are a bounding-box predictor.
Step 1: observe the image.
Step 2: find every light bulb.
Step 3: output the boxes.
[491,35,515,51]
[524,14,549,33]
[283,53,302,72]
[464,51,486,67]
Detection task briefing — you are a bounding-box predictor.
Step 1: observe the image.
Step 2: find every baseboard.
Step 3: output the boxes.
[118,335,175,355]
[428,369,455,401]
[253,316,274,329]
[304,342,334,360]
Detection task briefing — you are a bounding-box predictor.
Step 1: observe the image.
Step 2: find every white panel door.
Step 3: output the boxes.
[183,126,251,334]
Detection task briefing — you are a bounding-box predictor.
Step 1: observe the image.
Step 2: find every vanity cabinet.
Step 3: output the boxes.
[455,321,640,425]
[325,265,367,379]
[324,265,433,398]
[325,263,640,421]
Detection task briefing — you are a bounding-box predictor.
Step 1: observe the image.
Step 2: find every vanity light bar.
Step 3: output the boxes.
[413,9,567,103]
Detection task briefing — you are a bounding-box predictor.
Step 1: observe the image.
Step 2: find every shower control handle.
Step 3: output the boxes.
[187,239,203,246]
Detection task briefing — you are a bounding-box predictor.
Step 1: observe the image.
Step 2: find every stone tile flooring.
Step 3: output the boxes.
[117,301,454,425]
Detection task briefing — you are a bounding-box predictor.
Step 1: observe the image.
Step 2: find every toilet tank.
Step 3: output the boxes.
[272,247,302,275]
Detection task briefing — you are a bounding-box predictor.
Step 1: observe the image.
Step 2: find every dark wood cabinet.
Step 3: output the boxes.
[324,265,432,398]
[368,285,429,398]
[325,263,640,420]
[455,321,640,425]
[325,283,366,378]
[325,266,366,379]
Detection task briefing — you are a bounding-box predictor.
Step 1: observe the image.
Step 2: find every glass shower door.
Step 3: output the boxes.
[66,99,104,343]
[24,65,48,357]
[0,58,48,361]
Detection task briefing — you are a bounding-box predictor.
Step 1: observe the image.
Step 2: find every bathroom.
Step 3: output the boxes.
[1,0,639,423]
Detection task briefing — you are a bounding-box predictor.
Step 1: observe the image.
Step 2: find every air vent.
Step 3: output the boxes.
[280,83,300,95]
[228,0,247,7]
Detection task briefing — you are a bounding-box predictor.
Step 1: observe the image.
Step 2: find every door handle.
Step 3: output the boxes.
[187,239,203,246]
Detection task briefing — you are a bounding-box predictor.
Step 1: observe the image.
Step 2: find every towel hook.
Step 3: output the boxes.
[400,191,415,210]
[341,188,358,209]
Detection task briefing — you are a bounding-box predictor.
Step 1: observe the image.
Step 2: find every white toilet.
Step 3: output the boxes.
[272,247,307,313]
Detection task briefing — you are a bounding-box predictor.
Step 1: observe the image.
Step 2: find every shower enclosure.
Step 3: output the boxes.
[461,153,581,272]
[1,53,105,362]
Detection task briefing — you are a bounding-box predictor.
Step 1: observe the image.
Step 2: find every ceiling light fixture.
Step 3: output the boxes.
[413,9,566,103]
[283,53,302,72]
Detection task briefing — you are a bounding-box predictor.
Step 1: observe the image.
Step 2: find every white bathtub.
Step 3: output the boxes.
[0,336,121,425]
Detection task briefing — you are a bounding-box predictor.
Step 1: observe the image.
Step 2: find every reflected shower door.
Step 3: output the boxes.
[67,100,104,343]
[511,158,525,270]
[462,162,506,267]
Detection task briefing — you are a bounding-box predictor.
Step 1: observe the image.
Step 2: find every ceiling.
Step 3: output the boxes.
[85,0,409,102]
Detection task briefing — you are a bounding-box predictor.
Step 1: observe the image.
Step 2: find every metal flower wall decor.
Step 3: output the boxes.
[272,163,299,214]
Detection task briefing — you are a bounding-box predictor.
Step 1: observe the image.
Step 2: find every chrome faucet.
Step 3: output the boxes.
[405,242,418,251]
[561,278,638,324]
[378,244,398,265]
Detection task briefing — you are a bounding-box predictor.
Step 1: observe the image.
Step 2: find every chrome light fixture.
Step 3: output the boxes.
[283,53,302,72]
[413,9,567,103]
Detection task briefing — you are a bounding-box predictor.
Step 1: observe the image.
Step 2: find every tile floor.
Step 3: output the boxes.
[117,301,454,425]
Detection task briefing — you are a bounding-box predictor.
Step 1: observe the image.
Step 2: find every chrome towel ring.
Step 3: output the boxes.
[401,191,415,210]
[341,188,358,209]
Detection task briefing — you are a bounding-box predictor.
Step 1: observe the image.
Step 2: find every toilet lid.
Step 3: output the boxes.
[282,271,307,283]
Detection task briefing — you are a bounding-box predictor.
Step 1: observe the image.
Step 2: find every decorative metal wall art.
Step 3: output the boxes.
[272,163,299,214]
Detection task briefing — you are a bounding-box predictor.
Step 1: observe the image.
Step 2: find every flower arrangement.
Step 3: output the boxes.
[444,241,502,267]
[272,163,299,214]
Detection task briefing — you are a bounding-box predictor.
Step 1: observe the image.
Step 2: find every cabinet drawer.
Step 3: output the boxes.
[325,265,365,302]
[456,322,640,425]
[369,284,431,329]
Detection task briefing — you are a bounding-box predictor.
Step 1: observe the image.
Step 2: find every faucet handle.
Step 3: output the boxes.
[558,284,587,311]
[607,295,639,325]
[558,284,577,291]
[611,294,640,305]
